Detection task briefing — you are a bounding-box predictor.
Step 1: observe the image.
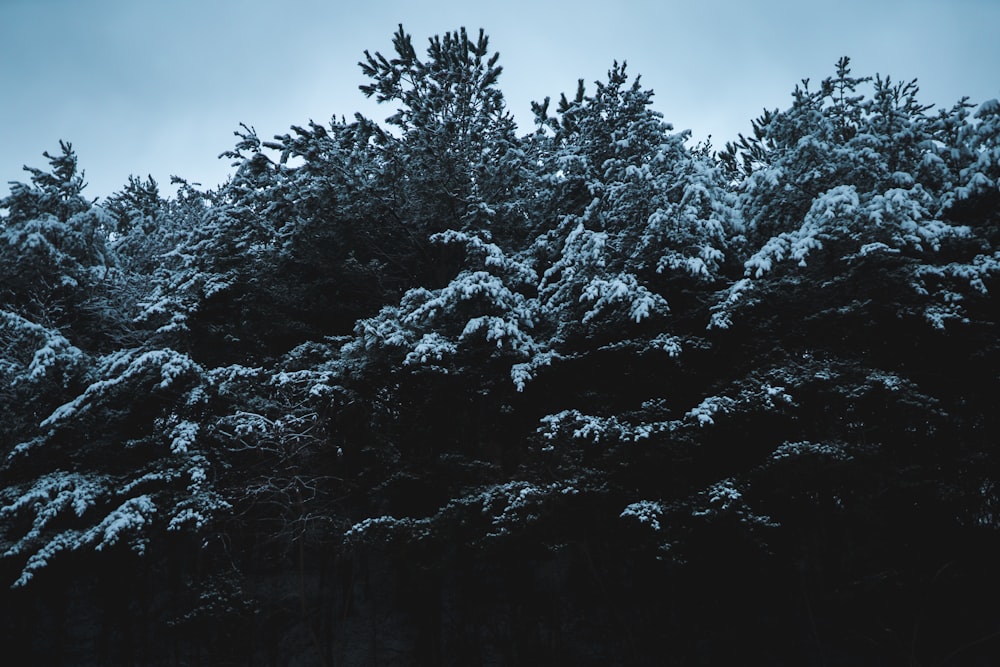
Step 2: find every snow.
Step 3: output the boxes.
[709,278,755,330]
[41,348,202,428]
[0,311,86,386]
[620,500,665,532]
[579,273,668,324]
[538,409,676,445]
[403,332,458,367]
[690,478,777,527]
[977,98,1000,116]
[510,350,562,392]
[686,395,735,427]
[169,421,200,454]
[770,441,851,462]
[857,242,900,256]
[92,495,156,552]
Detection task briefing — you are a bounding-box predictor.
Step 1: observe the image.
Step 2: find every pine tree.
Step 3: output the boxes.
[2,36,1000,667]
[359,25,529,278]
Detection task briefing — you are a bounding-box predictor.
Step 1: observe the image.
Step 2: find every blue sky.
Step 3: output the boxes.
[2,0,998,199]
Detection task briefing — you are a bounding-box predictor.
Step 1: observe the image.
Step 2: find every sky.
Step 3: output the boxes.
[1,0,998,200]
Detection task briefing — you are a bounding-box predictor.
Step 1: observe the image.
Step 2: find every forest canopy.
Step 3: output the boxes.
[1,26,999,666]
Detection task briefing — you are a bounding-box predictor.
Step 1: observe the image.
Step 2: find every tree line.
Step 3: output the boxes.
[1,26,999,665]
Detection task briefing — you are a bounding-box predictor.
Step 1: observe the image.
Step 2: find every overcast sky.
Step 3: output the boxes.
[2,0,998,200]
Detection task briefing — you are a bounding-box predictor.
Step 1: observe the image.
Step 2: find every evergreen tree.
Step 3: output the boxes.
[2,35,1000,667]
[359,25,529,275]
[0,143,114,345]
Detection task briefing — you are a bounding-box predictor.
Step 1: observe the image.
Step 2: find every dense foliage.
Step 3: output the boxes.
[2,29,999,665]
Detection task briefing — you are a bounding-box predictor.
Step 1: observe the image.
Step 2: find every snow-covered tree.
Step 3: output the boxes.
[713,59,998,333]
[0,143,117,347]
[0,345,230,587]
[359,25,530,268]
[2,37,1000,667]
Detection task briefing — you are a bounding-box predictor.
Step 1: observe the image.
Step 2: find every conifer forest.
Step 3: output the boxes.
[2,26,1000,666]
